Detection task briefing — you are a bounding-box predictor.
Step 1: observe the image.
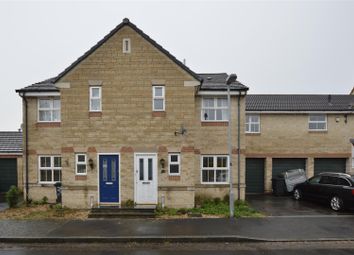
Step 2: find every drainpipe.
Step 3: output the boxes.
[237,92,241,200]
[19,92,29,203]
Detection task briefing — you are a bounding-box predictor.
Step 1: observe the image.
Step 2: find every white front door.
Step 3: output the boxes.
[135,154,158,204]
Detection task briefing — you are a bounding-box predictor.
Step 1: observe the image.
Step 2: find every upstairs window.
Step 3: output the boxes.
[123,38,131,53]
[76,154,87,175]
[309,114,327,131]
[201,97,228,121]
[39,156,61,183]
[169,153,180,176]
[90,87,102,112]
[246,114,260,133]
[38,98,61,122]
[152,86,165,111]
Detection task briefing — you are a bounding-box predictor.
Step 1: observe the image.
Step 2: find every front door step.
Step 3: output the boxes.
[88,206,156,218]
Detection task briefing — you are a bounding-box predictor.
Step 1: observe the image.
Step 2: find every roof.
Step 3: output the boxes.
[198,73,249,91]
[17,18,201,93]
[246,95,354,111]
[0,132,22,154]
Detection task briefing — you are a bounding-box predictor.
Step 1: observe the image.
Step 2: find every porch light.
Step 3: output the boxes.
[159,158,166,169]
[88,158,94,170]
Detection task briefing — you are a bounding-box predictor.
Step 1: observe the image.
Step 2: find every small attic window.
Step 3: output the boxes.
[123,38,131,53]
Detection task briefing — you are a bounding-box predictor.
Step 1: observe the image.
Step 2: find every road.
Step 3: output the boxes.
[1,242,354,255]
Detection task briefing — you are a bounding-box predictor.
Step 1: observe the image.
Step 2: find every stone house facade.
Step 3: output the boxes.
[16,19,248,208]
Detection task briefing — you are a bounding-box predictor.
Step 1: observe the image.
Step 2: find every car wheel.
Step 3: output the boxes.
[330,196,343,211]
[293,189,302,200]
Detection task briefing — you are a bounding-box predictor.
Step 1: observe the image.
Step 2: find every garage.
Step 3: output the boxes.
[314,158,346,176]
[246,158,265,194]
[0,131,22,198]
[272,158,306,178]
[0,158,18,193]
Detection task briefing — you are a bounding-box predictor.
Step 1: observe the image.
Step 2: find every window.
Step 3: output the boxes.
[39,156,61,183]
[246,114,260,133]
[201,97,228,121]
[75,154,87,175]
[122,38,131,53]
[169,153,180,175]
[38,98,60,122]
[309,114,327,131]
[201,155,229,184]
[90,87,102,112]
[152,86,165,111]
[308,175,321,184]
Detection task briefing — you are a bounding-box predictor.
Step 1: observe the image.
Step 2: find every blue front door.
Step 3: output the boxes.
[99,155,119,203]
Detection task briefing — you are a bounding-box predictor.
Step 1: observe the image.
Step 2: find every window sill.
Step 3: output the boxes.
[168,175,181,181]
[152,111,166,117]
[39,182,57,186]
[36,122,61,128]
[89,112,102,117]
[246,132,261,136]
[75,175,87,181]
[199,183,229,187]
[308,130,328,133]
[201,122,228,126]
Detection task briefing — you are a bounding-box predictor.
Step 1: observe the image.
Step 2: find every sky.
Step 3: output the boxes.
[1,0,354,131]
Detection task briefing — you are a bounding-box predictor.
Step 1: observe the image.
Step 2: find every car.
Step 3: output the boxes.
[293,172,354,211]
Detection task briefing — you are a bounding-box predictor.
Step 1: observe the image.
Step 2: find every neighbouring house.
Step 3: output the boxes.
[0,131,23,200]
[245,95,354,194]
[16,18,249,208]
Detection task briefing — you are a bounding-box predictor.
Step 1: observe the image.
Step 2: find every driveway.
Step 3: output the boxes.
[246,194,353,216]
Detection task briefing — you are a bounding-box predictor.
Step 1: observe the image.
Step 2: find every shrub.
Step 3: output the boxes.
[41,196,48,205]
[6,186,20,208]
[223,194,230,204]
[121,199,135,208]
[213,197,221,204]
[194,195,213,207]
[176,208,188,215]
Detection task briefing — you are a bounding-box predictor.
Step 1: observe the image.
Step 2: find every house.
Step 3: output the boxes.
[244,95,354,193]
[16,18,249,208]
[0,131,22,199]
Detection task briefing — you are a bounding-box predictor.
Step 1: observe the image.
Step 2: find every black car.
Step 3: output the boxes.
[293,172,354,211]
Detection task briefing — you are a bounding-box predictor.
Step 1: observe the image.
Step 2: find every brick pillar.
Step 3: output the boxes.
[307,157,314,178]
[264,157,272,193]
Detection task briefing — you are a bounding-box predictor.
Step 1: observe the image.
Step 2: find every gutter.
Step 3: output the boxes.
[18,92,29,203]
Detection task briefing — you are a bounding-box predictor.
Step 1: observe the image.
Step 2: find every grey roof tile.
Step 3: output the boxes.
[246,94,354,111]
[198,73,249,91]
[0,132,22,154]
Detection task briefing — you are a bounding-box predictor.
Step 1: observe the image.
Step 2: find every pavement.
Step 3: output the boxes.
[0,195,354,243]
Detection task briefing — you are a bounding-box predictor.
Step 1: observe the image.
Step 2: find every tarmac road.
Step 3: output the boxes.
[1,242,354,255]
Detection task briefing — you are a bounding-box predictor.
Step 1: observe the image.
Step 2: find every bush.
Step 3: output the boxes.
[121,199,135,208]
[213,197,221,204]
[6,186,20,208]
[194,195,213,207]
[41,196,48,205]
[223,194,230,204]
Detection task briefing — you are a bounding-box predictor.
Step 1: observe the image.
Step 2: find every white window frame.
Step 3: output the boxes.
[308,114,327,131]
[89,86,102,112]
[152,86,165,111]
[201,155,229,184]
[37,98,61,122]
[246,114,260,133]
[201,97,228,122]
[75,154,87,175]
[168,153,180,176]
[38,155,62,184]
[123,38,131,53]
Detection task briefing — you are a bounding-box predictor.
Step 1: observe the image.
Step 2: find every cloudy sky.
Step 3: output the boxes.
[1,0,354,130]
